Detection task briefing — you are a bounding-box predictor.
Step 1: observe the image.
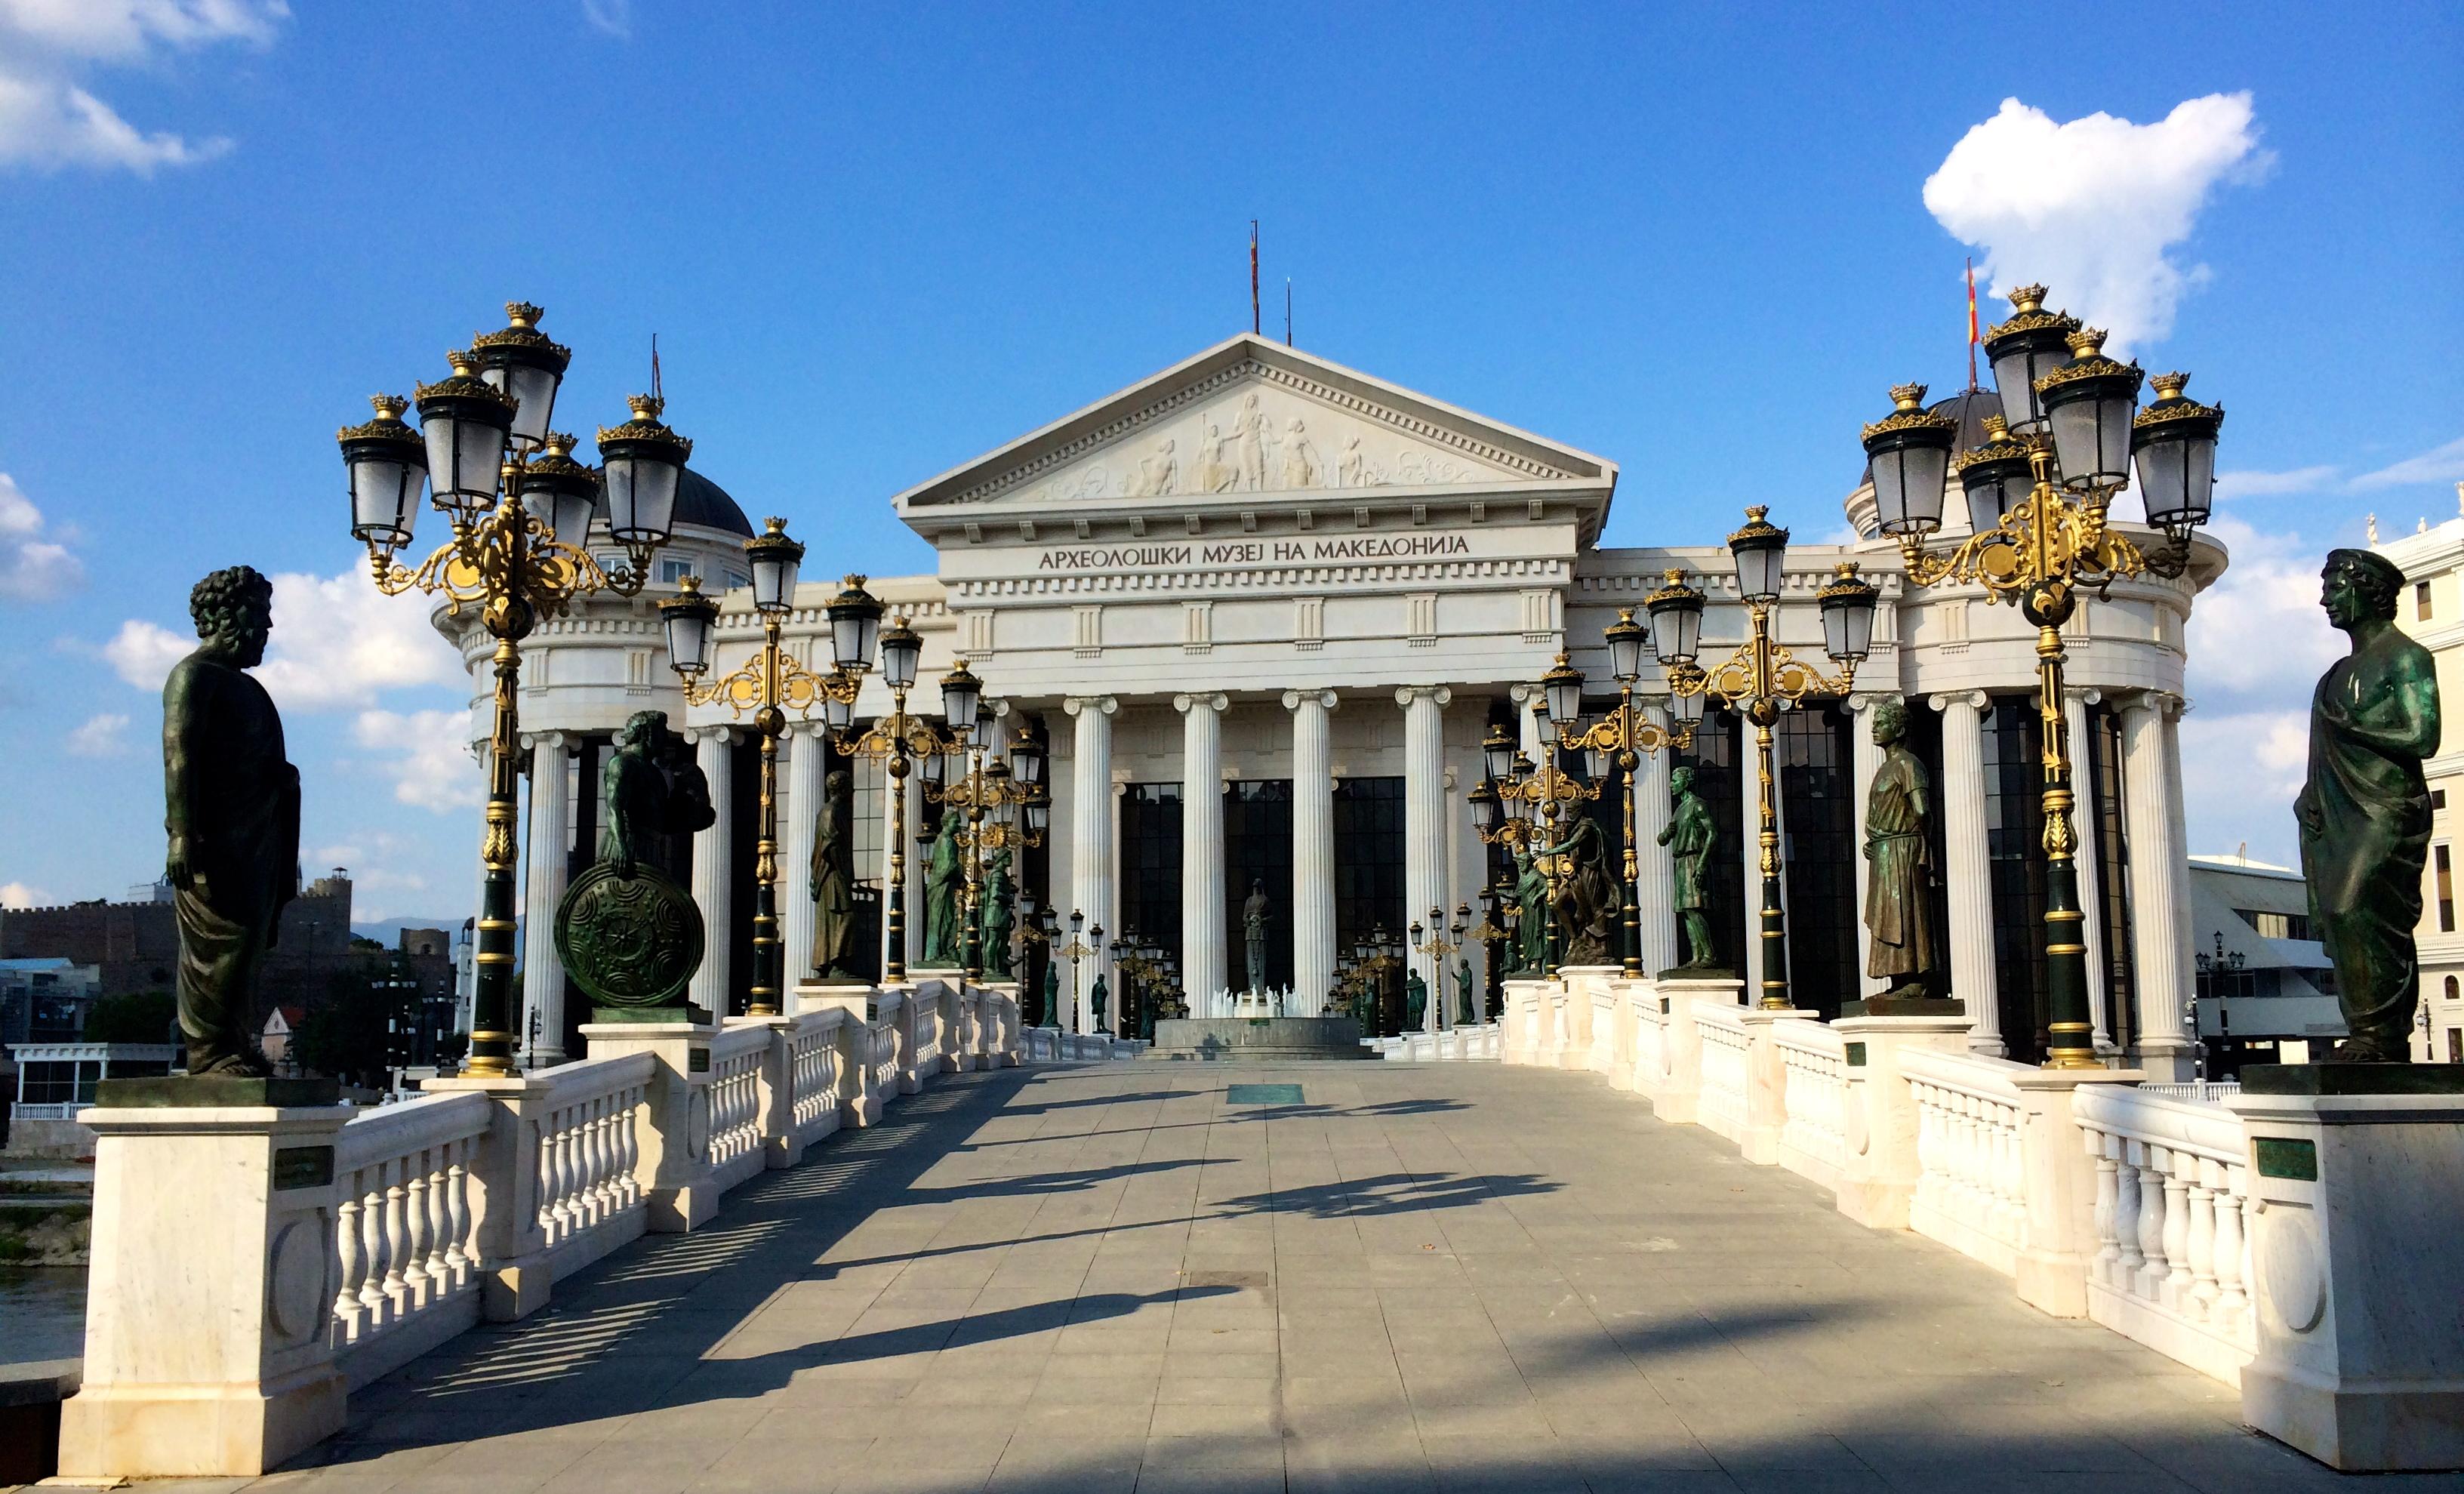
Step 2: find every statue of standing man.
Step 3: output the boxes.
[1659,765,1720,972]
[2297,549,2442,1064]
[1243,879,1270,994]
[1862,699,1938,1000]
[809,769,858,980]
[163,566,297,1076]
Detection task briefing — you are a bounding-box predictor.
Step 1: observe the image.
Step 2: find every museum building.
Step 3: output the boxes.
[458,333,2225,1075]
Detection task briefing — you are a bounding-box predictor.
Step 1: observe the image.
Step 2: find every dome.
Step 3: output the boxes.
[676,468,753,537]
[1843,383,2008,540]
[1927,384,2007,457]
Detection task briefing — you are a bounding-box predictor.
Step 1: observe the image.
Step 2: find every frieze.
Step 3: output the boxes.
[1033,532,1474,574]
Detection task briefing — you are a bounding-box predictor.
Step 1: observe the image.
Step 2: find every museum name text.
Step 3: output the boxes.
[1035,533,1474,571]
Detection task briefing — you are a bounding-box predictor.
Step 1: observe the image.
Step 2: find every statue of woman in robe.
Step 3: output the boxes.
[1862,700,1937,998]
[981,849,1016,979]
[920,818,964,968]
[1512,848,1550,974]
[809,769,857,979]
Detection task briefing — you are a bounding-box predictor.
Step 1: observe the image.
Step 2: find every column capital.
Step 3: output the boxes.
[1927,689,1990,714]
[694,725,740,747]
[519,730,570,753]
[1846,692,1902,714]
[2064,686,2104,707]
[2124,688,2188,720]
[1173,692,1228,714]
[1508,682,1540,705]
[1063,695,1118,718]
[1280,689,1338,712]
[1395,685,1453,709]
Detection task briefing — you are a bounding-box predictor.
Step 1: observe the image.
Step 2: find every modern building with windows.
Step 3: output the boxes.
[467,334,2225,1074]
[2186,852,2339,1077]
[2374,501,2464,1060]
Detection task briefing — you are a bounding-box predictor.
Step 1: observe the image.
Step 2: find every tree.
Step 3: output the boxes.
[85,990,177,1045]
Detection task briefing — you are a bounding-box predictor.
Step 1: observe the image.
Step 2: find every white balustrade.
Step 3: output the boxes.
[329,1090,491,1385]
[786,1012,845,1146]
[1773,1018,1849,1187]
[532,1052,653,1265]
[2072,1083,2256,1384]
[706,1022,771,1185]
[1901,1047,2034,1275]
[2137,1080,2241,1103]
[1693,1001,1752,1144]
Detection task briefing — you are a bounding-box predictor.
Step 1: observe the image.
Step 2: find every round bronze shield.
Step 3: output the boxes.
[553,862,705,1010]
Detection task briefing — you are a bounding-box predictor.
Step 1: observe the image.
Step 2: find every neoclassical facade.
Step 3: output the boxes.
[451,334,2224,1074]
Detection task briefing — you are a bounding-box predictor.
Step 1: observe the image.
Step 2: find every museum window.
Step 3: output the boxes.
[2238,908,2308,941]
[1226,781,1295,993]
[2086,704,2137,1049]
[2419,581,2434,621]
[1981,698,2050,1063]
[1777,704,1857,1018]
[1118,784,1184,967]
[1671,709,1747,978]
[2440,844,2456,934]
[1333,777,1406,961]
[2451,1029,2462,1064]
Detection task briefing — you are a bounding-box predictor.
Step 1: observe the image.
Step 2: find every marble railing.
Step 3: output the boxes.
[1692,1000,1753,1146]
[2074,1083,2257,1383]
[1021,1027,1145,1062]
[1369,1024,1504,1062]
[1773,1018,1849,1190]
[330,1089,492,1385]
[60,979,1021,1478]
[1902,1047,2035,1276]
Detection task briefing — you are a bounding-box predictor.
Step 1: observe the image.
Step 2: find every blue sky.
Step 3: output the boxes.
[0,2,2457,919]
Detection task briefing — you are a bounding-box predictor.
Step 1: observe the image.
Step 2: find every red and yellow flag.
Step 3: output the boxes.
[1966,257,1982,387]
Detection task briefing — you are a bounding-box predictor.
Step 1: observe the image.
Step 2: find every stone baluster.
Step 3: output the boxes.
[2161,1151,2194,1307]
[2133,1141,2168,1298]
[1932,692,1999,1055]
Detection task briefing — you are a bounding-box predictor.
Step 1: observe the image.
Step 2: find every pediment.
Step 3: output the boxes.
[895,334,1613,513]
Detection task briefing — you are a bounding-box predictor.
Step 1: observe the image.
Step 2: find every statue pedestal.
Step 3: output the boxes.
[578,1019,721,1232]
[1830,1015,1973,1230]
[1838,995,1964,1020]
[1653,976,1743,1125]
[57,1098,353,1478]
[2229,1086,2464,1470]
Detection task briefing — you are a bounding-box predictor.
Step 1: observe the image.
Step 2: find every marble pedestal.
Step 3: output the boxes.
[1830,1015,1973,1231]
[2229,1088,2464,1471]
[579,1020,720,1232]
[1652,977,1743,1126]
[57,1100,353,1478]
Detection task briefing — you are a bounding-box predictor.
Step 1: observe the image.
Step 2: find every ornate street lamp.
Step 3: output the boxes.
[928,698,1040,980]
[830,604,959,984]
[1547,608,1697,977]
[337,303,684,1076]
[1409,905,1468,1033]
[661,518,846,1016]
[1054,909,1099,1034]
[1860,283,2220,1067]
[1662,511,1877,1011]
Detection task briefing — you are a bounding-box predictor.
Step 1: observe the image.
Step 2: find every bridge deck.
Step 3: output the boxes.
[226,1063,2411,1494]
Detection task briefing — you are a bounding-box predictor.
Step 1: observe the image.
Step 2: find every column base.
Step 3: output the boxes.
[58,1367,346,1481]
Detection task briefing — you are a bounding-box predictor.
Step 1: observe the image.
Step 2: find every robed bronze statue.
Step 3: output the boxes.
[981,848,1016,980]
[2297,549,2442,1063]
[808,769,860,980]
[919,817,964,969]
[163,566,298,1075]
[1538,815,1618,966]
[556,710,712,1015]
[1510,847,1549,974]
[1659,765,1720,972]
[1862,699,1939,999]
[1243,879,1271,993]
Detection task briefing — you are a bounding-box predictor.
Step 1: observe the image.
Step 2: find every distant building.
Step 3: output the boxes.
[0,957,100,1046]
[0,869,358,1011]
[2188,852,2340,1077]
[2373,510,2464,1061]
[123,878,174,905]
[4,1041,178,1157]
[260,1004,309,1072]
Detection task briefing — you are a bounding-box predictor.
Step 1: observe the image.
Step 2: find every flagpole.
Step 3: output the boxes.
[1250,220,1261,334]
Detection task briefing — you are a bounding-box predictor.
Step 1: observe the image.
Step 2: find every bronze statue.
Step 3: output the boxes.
[1456,959,1476,1025]
[556,710,709,1015]
[1539,815,1617,966]
[1242,879,1271,993]
[2297,549,2442,1062]
[1862,699,1938,998]
[1405,970,1428,1030]
[162,566,297,1075]
[808,769,858,979]
[981,849,1016,979]
[1511,847,1550,973]
[919,818,964,968]
[1659,765,1720,971]
[1041,963,1059,1027]
[1090,973,1109,1034]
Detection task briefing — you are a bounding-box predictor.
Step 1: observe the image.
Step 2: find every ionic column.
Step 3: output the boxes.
[1400,686,1452,1033]
[689,728,735,1020]
[781,724,827,989]
[1064,695,1116,1034]
[1933,691,1998,1055]
[1510,682,1545,761]
[2065,690,2110,1049]
[1846,695,1896,1000]
[2124,692,2193,1077]
[520,733,571,1066]
[1177,693,1228,1005]
[1286,690,1338,1016]
[1635,701,1677,978]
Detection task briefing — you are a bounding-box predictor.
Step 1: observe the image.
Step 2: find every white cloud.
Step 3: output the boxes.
[101,565,465,708]
[2180,708,2309,864]
[66,710,131,756]
[1923,94,2270,353]
[0,880,54,908]
[2351,436,2464,492]
[354,709,482,812]
[0,472,82,600]
[103,617,191,691]
[0,0,286,174]
[581,0,632,39]
[2183,514,2340,705]
[2213,465,2339,503]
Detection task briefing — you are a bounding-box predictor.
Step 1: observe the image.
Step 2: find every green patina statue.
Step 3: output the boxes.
[981,849,1016,980]
[1659,765,1720,972]
[1090,973,1109,1034]
[1538,815,1617,967]
[808,769,859,980]
[1405,970,1428,1030]
[1511,847,1549,974]
[1040,963,1059,1027]
[1862,699,1939,1000]
[162,566,298,1076]
[919,818,964,968]
[1456,959,1476,1026]
[556,710,711,1015]
[2297,548,2443,1063]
